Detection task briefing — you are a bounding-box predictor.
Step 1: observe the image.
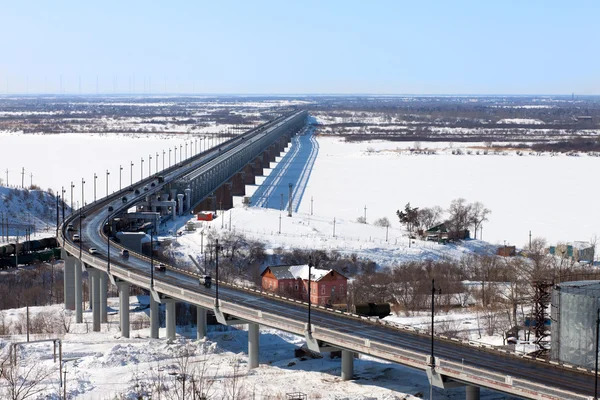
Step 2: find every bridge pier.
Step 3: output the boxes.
[248,323,259,369]
[100,271,107,323]
[63,252,75,310]
[165,299,177,340]
[215,183,233,210]
[243,164,255,185]
[177,194,185,216]
[118,281,130,338]
[197,307,207,339]
[75,259,83,323]
[88,272,93,310]
[231,172,246,196]
[150,295,159,339]
[253,157,264,177]
[184,188,191,213]
[91,269,101,332]
[465,385,480,400]
[341,350,354,381]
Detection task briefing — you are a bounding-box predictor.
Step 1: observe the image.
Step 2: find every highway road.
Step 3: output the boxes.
[61,111,594,399]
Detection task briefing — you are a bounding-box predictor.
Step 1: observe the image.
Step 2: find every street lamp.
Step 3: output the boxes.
[149,154,152,176]
[130,161,134,185]
[185,142,188,159]
[162,150,165,170]
[81,178,85,209]
[179,144,182,162]
[174,146,177,164]
[70,181,75,212]
[105,170,110,197]
[215,239,222,305]
[93,173,97,202]
[119,165,123,190]
[307,256,313,333]
[61,187,66,224]
[169,148,172,167]
[430,279,442,367]
[155,152,159,173]
[141,157,144,180]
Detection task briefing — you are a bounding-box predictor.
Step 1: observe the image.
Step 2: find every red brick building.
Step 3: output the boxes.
[261,264,348,306]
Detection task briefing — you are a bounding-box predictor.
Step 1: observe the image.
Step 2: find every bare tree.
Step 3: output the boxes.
[0,354,55,400]
[417,206,443,230]
[373,217,391,227]
[446,198,472,236]
[470,201,491,239]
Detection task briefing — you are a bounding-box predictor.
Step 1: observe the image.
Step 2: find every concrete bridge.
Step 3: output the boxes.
[57,110,594,400]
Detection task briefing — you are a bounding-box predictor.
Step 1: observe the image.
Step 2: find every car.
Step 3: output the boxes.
[135,189,140,194]
[199,275,212,288]
[122,196,128,203]
[67,224,74,231]
[72,234,80,242]
[108,206,114,212]
[121,249,129,258]
[150,182,156,187]
[155,263,166,272]
[143,185,149,191]
[88,247,98,255]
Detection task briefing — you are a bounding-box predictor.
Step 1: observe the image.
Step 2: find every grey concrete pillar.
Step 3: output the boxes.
[341,350,354,381]
[466,385,480,400]
[100,271,107,323]
[185,188,191,212]
[248,323,259,369]
[91,270,101,332]
[118,282,130,338]
[150,295,159,339]
[88,273,93,310]
[75,259,83,323]
[63,255,75,310]
[177,194,184,217]
[170,200,177,218]
[197,307,207,339]
[166,301,176,340]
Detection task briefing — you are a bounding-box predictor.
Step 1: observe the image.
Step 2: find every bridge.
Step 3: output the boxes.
[57,110,594,400]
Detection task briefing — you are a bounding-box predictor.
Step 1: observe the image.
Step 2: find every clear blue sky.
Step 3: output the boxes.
[1,0,598,95]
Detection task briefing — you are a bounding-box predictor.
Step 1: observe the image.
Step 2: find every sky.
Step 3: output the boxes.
[1,0,599,95]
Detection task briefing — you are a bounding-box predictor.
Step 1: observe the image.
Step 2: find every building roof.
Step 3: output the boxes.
[262,264,345,282]
[426,223,448,233]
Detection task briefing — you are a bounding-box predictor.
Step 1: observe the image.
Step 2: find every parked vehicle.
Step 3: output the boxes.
[155,263,166,272]
[121,249,129,258]
[199,275,212,288]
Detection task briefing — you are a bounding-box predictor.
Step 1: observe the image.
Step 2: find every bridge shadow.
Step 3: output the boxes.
[191,326,512,399]
[250,125,318,212]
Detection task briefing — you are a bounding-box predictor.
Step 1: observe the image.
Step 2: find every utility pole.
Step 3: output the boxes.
[5,168,8,186]
[311,196,313,215]
[333,217,336,238]
[278,213,281,234]
[280,193,284,211]
[29,172,33,188]
[386,225,389,242]
[93,173,97,202]
[70,182,74,212]
[21,167,25,188]
[364,205,367,223]
[529,230,532,249]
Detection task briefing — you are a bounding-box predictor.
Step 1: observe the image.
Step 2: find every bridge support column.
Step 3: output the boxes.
[118,281,130,338]
[184,188,191,212]
[63,254,75,310]
[75,259,83,323]
[91,269,101,332]
[150,295,159,339]
[88,272,93,310]
[253,157,263,176]
[165,300,176,340]
[231,172,246,196]
[465,385,480,400]
[100,271,107,323]
[177,194,184,216]
[248,323,259,369]
[197,307,207,339]
[215,183,233,210]
[243,164,255,185]
[341,350,354,381]
[262,151,271,169]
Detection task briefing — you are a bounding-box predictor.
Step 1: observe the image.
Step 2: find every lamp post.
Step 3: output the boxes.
[174,146,177,164]
[194,138,197,155]
[119,165,123,190]
[185,142,188,159]
[179,144,182,161]
[307,256,313,333]
[70,182,74,212]
[430,279,441,399]
[149,154,152,176]
[215,239,222,305]
[150,225,155,287]
[105,170,110,197]
[595,308,599,400]
[169,148,172,167]
[61,187,66,224]
[81,178,85,209]
[93,173,97,202]
[106,215,112,274]
[130,161,134,185]
[162,150,165,170]
[140,157,144,180]
[78,208,83,258]
[155,152,159,173]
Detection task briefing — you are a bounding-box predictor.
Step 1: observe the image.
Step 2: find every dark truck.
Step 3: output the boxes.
[199,275,212,288]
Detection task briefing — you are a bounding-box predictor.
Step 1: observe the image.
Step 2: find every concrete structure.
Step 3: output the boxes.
[165,300,176,340]
[549,241,595,263]
[118,281,130,338]
[261,264,348,306]
[150,295,159,339]
[62,250,75,310]
[91,269,101,332]
[341,350,354,380]
[551,280,600,368]
[197,307,207,339]
[248,323,259,369]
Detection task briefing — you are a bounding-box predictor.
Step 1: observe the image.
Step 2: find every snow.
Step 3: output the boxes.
[497,118,545,125]
[288,264,333,281]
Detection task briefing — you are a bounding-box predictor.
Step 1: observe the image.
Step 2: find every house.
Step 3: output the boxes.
[424,222,469,242]
[261,264,348,306]
[549,242,595,263]
[497,245,516,257]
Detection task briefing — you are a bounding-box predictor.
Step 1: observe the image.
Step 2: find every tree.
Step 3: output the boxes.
[373,217,391,227]
[396,203,419,232]
[470,201,491,239]
[446,198,472,236]
[417,206,442,230]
